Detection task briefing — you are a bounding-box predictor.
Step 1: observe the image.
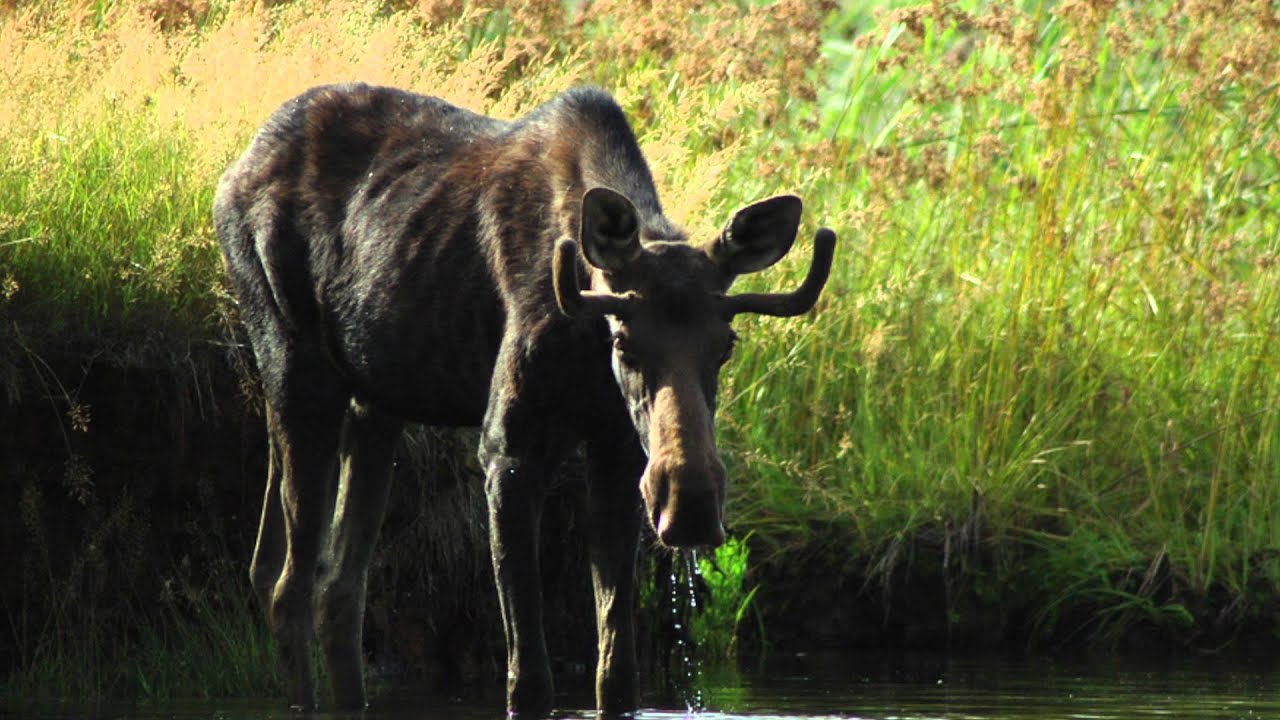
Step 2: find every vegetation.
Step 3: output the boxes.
[1,0,1277,702]
[724,0,1279,648]
[693,539,761,663]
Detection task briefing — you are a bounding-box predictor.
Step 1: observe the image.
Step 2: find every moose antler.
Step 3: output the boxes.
[722,228,836,318]
[553,238,638,318]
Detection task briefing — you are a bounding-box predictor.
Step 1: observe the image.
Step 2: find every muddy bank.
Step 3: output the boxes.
[747,521,1280,659]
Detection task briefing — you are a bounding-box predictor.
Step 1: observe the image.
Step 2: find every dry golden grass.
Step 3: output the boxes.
[0,0,831,353]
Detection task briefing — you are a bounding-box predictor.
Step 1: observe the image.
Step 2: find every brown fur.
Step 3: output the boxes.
[214,83,831,715]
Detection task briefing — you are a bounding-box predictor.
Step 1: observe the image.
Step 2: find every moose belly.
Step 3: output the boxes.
[325,294,502,426]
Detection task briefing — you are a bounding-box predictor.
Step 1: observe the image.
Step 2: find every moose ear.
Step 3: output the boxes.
[580,187,642,271]
[710,195,803,276]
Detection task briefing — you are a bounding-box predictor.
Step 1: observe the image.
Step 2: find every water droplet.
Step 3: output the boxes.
[664,549,707,713]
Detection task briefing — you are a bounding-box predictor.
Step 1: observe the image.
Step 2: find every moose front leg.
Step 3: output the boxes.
[586,438,646,715]
[482,446,555,717]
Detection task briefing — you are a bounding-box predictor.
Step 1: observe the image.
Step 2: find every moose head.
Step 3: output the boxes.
[555,187,836,547]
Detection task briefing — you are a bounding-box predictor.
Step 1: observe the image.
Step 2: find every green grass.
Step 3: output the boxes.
[2,0,1279,698]
[7,582,278,702]
[719,0,1280,642]
[0,109,222,360]
[693,537,762,662]
[3,473,277,701]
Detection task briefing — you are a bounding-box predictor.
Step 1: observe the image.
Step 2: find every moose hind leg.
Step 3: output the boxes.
[267,384,346,711]
[249,424,285,611]
[317,400,402,710]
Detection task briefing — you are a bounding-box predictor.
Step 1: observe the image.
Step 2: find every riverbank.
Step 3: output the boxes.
[2,351,1276,701]
[2,0,1277,701]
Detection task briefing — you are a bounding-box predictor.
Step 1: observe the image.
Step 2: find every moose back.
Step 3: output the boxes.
[214,83,835,715]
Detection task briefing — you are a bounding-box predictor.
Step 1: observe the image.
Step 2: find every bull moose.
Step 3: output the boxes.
[214,83,835,715]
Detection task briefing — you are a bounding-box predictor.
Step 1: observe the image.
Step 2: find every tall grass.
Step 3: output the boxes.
[7,562,279,701]
[720,0,1280,641]
[0,0,821,359]
[0,0,1277,698]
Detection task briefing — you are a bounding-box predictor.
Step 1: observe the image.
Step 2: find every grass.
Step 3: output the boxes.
[693,538,762,662]
[8,568,279,702]
[1,0,1278,700]
[4,465,278,701]
[719,0,1280,642]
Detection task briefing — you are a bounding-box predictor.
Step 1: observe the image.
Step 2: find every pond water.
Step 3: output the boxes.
[7,652,1280,719]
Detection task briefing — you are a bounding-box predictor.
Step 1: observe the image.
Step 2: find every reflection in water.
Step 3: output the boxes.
[675,652,1280,720]
[5,653,1279,719]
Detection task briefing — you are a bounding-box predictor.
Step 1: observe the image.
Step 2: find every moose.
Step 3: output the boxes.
[214,83,835,716]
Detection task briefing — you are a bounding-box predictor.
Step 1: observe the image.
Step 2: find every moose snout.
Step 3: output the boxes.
[643,458,727,548]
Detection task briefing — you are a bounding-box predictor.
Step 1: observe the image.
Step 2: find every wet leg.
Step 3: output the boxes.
[483,445,556,717]
[269,387,345,711]
[481,331,577,716]
[586,438,646,715]
[317,400,402,710]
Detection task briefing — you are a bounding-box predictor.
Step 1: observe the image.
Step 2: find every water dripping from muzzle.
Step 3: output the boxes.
[668,548,706,713]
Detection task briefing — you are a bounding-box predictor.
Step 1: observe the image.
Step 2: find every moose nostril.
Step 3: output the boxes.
[656,510,672,542]
[647,475,669,534]
[657,512,686,547]
[656,505,726,548]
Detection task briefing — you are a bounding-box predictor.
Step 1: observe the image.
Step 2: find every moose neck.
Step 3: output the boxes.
[508,97,681,248]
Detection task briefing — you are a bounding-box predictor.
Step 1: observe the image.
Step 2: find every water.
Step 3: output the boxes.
[683,652,1280,719]
[7,652,1279,719]
[670,548,706,712]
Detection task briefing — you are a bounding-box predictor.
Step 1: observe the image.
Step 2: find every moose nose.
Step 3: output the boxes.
[657,495,726,548]
[647,459,727,548]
